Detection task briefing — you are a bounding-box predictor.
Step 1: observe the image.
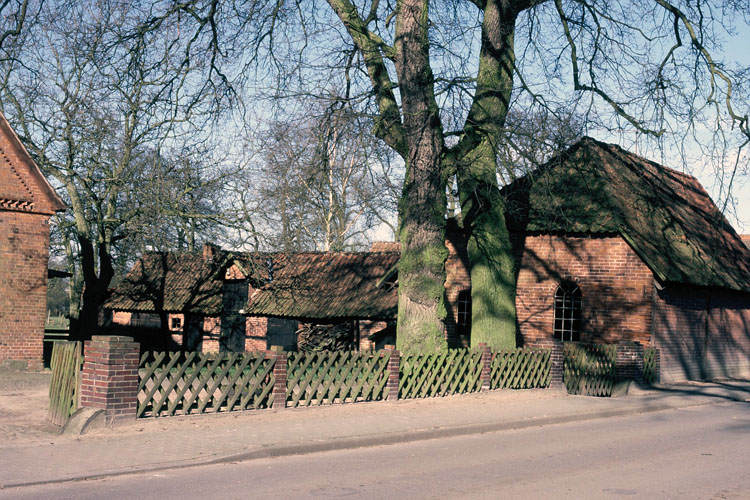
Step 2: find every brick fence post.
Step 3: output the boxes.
[534,339,564,388]
[479,343,492,391]
[385,345,400,401]
[615,341,644,382]
[79,335,140,425]
[270,345,287,409]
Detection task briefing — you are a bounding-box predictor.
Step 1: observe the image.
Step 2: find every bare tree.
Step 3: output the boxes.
[8,0,747,350]
[0,0,231,337]
[252,102,400,252]
[105,0,750,350]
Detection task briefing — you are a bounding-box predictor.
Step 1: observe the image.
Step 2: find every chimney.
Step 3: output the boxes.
[203,243,220,260]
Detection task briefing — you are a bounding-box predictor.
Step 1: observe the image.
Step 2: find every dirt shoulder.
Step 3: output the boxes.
[0,370,60,445]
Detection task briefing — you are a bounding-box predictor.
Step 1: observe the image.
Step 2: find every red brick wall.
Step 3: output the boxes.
[512,233,654,347]
[79,336,140,423]
[0,210,51,370]
[445,226,471,347]
[201,316,221,352]
[358,320,392,350]
[444,231,655,348]
[245,316,268,351]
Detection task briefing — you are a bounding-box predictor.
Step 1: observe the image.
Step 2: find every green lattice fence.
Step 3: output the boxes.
[563,343,617,397]
[399,349,482,399]
[48,341,83,426]
[491,348,551,389]
[286,351,391,407]
[643,347,658,385]
[137,351,275,417]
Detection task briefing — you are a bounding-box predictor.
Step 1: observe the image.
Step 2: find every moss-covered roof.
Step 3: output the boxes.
[503,137,750,292]
[104,249,399,319]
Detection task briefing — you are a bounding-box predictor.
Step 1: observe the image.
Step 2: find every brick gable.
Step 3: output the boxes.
[0,112,64,369]
[0,112,65,215]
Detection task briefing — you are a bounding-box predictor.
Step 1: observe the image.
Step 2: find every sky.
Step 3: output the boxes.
[694,21,750,235]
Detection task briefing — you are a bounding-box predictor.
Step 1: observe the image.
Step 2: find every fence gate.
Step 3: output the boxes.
[48,341,83,426]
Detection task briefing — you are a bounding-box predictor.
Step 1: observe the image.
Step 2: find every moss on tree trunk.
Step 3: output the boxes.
[394,0,448,352]
[457,140,516,349]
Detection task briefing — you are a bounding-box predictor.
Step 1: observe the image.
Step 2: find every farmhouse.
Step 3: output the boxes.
[0,112,65,370]
[104,137,750,382]
[103,246,399,352]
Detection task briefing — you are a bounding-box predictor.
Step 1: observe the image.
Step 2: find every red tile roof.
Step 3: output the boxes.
[239,252,399,319]
[104,249,399,320]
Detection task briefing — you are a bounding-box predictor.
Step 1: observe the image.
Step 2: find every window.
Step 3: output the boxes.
[171,316,183,330]
[553,281,582,341]
[456,290,471,337]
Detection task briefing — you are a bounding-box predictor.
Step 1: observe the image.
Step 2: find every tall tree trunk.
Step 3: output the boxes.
[71,235,114,340]
[457,140,516,349]
[395,0,448,351]
[453,0,521,348]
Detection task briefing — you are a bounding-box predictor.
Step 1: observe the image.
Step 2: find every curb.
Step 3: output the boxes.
[1,399,694,490]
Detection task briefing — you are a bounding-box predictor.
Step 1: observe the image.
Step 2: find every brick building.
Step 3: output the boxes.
[104,138,750,382]
[0,112,65,370]
[493,137,750,381]
[103,245,399,352]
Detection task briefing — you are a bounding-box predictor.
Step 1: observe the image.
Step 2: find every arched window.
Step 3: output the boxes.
[553,281,582,342]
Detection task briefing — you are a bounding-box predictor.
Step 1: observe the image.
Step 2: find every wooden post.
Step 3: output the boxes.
[479,343,492,391]
[79,335,140,425]
[385,345,400,401]
[270,345,287,409]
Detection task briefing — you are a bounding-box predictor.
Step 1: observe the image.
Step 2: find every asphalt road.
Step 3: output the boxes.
[3,401,749,499]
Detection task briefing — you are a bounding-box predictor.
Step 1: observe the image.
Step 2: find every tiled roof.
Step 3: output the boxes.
[503,137,750,292]
[239,252,399,319]
[370,241,400,252]
[103,252,225,314]
[104,249,400,319]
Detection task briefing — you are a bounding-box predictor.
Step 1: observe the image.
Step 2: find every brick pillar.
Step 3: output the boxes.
[615,341,644,382]
[79,335,140,425]
[534,339,564,388]
[270,345,287,409]
[479,343,492,391]
[385,345,400,401]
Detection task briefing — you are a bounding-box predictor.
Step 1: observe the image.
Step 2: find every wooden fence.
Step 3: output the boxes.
[563,343,617,397]
[88,340,659,421]
[137,351,276,417]
[286,351,391,407]
[48,341,83,426]
[399,348,483,399]
[491,348,551,389]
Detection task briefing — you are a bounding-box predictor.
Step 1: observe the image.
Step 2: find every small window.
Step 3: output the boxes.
[553,281,582,342]
[457,290,471,336]
[171,317,183,329]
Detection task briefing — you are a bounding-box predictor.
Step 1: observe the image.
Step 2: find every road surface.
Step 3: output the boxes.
[3,401,749,499]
